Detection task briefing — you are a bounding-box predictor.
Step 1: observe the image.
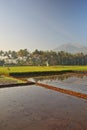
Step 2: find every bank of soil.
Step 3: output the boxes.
[0,75,34,88]
[9,70,74,77]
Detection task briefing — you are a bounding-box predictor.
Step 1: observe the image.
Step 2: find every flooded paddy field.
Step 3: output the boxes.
[0,73,87,130]
[0,83,87,130]
[29,73,87,95]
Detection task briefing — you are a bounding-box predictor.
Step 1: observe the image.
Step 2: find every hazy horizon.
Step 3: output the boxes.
[0,0,87,51]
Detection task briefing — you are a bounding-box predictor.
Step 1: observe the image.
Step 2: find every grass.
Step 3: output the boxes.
[0,65,87,85]
[0,75,25,84]
[0,65,87,75]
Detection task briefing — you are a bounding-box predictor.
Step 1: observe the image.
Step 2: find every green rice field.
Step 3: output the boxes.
[0,66,87,75]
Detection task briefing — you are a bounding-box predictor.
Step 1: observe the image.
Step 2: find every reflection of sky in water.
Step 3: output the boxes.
[0,85,87,130]
[28,74,87,94]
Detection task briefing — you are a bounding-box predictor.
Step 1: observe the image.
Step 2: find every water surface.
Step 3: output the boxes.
[0,84,87,130]
[28,73,87,94]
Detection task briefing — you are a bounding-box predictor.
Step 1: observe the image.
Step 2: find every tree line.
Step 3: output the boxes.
[0,49,87,66]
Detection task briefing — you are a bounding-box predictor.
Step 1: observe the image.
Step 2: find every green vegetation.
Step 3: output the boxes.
[0,75,25,84]
[0,49,87,75]
[0,66,87,83]
[0,66,87,75]
[0,49,87,66]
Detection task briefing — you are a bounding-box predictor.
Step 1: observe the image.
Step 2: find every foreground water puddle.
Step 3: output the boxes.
[0,85,87,130]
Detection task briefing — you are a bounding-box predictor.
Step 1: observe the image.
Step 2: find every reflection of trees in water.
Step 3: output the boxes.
[33,73,86,82]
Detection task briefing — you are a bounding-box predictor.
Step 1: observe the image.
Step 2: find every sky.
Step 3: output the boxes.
[0,0,87,51]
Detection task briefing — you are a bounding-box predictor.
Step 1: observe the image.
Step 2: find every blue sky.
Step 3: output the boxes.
[0,0,87,51]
